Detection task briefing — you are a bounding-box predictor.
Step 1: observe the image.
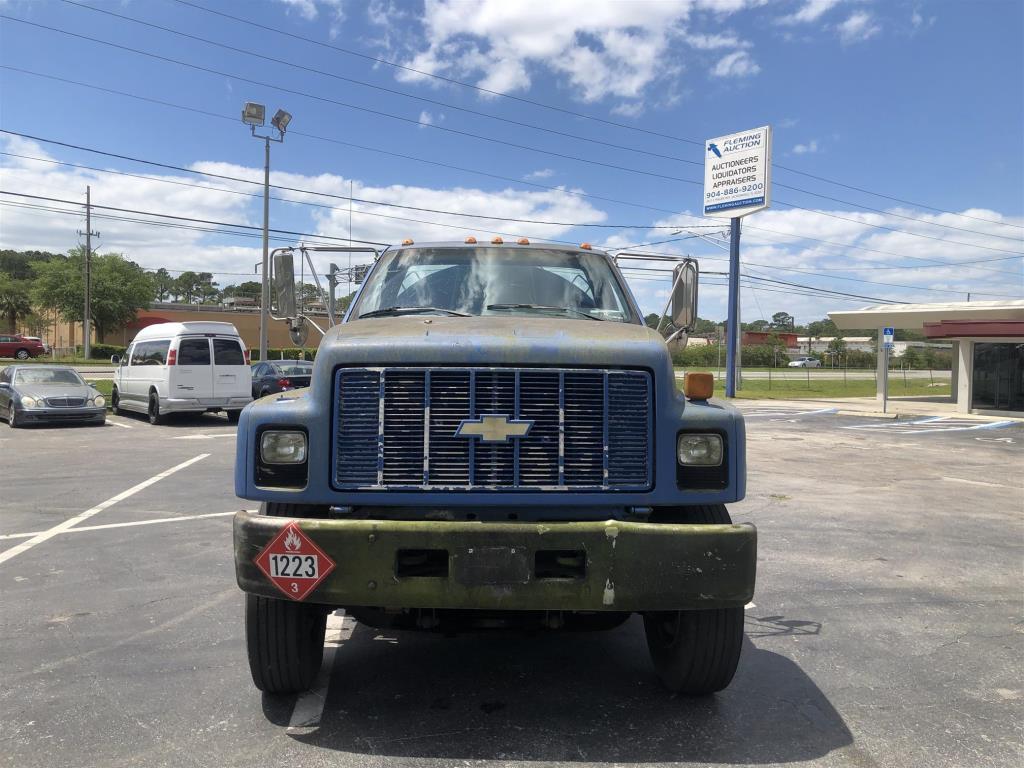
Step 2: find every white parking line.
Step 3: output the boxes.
[171,433,236,441]
[287,611,349,732]
[742,407,838,418]
[0,453,210,566]
[941,476,1009,489]
[106,418,133,429]
[841,417,1016,434]
[0,510,249,541]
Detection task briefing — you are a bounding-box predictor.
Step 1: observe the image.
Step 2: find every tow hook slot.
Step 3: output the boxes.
[395,549,449,578]
[535,550,587,580]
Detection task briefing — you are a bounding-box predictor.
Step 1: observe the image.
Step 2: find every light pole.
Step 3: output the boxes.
[242,102,291,361]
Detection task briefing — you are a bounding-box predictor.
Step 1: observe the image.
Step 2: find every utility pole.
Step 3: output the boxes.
[77,186,99,360]
[725,217,741,397]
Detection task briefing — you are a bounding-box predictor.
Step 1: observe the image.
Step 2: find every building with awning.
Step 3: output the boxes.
[829,300,1024,415]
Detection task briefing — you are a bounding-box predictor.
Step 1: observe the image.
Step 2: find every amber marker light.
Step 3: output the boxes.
[579,242,592,250]
[683,372,714,401]
[517,237,530,245]
[401,238,414,245]
[465,236,477,244]
[492,236,504,244]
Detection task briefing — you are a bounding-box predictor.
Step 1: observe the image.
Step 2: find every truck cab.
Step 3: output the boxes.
[233,240,756,696]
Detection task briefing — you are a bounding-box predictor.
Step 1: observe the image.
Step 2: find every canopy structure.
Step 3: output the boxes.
[828,301,1024,415]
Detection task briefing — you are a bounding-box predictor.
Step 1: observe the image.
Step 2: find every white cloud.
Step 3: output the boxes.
[837,11,881,44]
[710,50,761,77]
[777,0,844,25]
[417,110,435,128]
[524,168,555,180]
[275,0,346,38]
[792,139,820,154]
[382,0,763,105]
[275,0,318,21]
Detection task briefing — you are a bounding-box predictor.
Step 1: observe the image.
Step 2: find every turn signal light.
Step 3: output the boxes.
[465,236,477,244]
[402,238,414,246]
[580,242,592,250]
[683,372,714,400]
[517,237,530,245]
[491,236,504,244]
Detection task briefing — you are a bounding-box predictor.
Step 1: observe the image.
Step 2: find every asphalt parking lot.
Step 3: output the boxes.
[1,406,1021,768]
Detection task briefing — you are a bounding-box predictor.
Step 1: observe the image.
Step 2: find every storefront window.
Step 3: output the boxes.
[972,342,1024,412]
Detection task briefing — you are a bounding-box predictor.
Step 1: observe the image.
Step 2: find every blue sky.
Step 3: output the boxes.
[1,0,1022,322]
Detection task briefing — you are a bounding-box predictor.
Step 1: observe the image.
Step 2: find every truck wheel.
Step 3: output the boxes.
[643,503,744,695]
[148,393,163,425]
[111,388,121,416]
[226,409,241,424]
[245,593,327,694]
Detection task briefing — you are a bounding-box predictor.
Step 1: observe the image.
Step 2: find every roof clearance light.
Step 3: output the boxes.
[580,242,592,250]
[465,236,477,244]
[517,237,530,245]
[401,238,414,246]
[491,236,504,244]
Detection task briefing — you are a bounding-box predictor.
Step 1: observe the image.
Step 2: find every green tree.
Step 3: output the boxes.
[806,317,840,338]
[31,248,153,340]
[770,311,795,330]
[149,268,176,302]
[222,281,262,302]
[0,271,34,333]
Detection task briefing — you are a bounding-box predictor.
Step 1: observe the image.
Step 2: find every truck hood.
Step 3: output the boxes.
[318,316,671,369]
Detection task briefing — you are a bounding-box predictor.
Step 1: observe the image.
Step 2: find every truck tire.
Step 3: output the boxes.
[643,504,745,695]
[245,593,327,694]
[111,387,120,416]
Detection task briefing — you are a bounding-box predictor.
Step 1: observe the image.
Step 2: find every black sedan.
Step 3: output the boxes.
[251,361,313,399]
[0,365,106,427]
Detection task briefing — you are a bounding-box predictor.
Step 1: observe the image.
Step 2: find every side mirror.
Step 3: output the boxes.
[110,355,120,365]
[671,259,699,332]
[351,263,371,284]
[272,251,297,319]
[0,382,10,390]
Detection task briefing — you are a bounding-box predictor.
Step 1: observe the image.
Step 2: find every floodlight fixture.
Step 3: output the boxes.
[242,102,266,127]
[271,109,292,134]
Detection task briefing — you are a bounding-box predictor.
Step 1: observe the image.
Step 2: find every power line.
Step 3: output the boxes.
[57,0,1024,244]
[3,15,1022,256]
[165,0,1024,232]
[5,129,1021,294]
[0,128,717,231]
[3,74,1021,279]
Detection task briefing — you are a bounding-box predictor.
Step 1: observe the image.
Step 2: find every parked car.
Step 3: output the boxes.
[251,360,313,399]
[110,321,253,424]
[0,334,46,360]
[788,356,821,368]
[23,336,51,355]
[0,365,106,427]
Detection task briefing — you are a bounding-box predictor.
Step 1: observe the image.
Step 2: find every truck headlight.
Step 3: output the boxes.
[20,395,41,409]
[260,430,307,464]
[677,433,723,466]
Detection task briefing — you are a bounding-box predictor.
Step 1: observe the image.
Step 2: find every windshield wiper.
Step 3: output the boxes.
[359,306,471,318]
[486,303,604,321]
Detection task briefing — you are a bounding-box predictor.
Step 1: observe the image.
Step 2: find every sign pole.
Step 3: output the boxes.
[703,125,771,399]
[725,217,741,397]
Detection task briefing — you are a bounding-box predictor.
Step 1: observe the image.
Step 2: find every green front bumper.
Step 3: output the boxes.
[233,512,756,611]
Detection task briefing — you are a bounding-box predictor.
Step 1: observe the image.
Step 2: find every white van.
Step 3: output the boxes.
[111,322,253,424]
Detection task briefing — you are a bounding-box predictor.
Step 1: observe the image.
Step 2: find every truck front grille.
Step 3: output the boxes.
[333,367,652,491]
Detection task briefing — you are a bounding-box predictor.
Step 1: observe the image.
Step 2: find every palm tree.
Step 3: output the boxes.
[0,272,33,333]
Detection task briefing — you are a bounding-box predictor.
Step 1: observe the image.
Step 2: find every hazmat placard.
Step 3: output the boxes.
[703,126,772,218]
[254,522,335,601]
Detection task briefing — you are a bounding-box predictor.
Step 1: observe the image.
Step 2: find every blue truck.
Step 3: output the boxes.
[233,240,756,696]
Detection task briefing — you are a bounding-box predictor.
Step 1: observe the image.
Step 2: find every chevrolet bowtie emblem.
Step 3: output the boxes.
[455,415,534,443]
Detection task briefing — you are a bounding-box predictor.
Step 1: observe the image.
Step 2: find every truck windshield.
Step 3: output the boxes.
[351,247,636,323]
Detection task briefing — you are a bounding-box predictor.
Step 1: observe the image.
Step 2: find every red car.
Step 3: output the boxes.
[0,334,47,360]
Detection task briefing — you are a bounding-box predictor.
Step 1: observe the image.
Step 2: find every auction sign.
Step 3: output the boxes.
[703,125,772,218]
